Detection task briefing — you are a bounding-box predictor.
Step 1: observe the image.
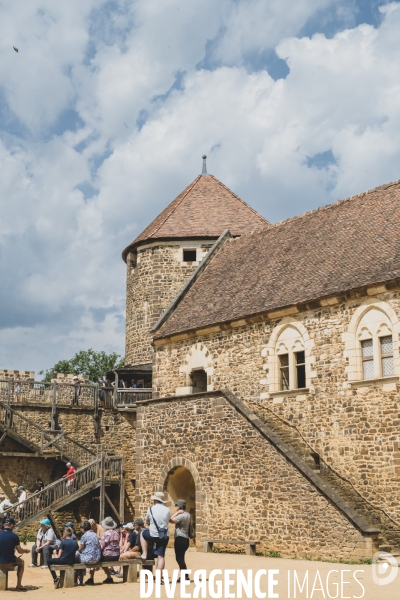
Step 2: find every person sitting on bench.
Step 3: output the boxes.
[0,517,30,591]
[47,527,78,589]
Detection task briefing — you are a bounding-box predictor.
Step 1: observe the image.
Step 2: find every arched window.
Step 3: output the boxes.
[276,325,307,391]
[357,308,394,380]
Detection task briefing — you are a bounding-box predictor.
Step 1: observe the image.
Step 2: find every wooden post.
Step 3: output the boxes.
[113,371,118,409]
[119,455,125,522]
[93,384,99,434]
[51,382,57,431]
[99,452,105,522]
[7,379,12,409]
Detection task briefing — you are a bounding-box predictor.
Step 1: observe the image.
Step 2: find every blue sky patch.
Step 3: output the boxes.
[306,149,337,170]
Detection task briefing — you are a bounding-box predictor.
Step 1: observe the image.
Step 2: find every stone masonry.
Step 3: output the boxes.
[136,392,378,560]
[152,290,400,535]
[125,241,213,365]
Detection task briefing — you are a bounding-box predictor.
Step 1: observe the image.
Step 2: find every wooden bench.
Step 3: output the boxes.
[50,558,155,588]
[0,563,18,591]
[202,539,259,556]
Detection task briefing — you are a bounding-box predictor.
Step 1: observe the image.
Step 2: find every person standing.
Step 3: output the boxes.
[71,376,81,406]
[16,486,27,521]
[35,478,44,509]
[47,527,78,588]
[140,491,170,573]
[0,492,13,529]
[0,517,30,591]
[170,500,191,581]
[29,518,57,568]
[65,463,76,495]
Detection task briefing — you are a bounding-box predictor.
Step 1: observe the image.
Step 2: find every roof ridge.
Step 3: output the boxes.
[264,178,400,233]
[147,175,202,239]
[209,174,270,225]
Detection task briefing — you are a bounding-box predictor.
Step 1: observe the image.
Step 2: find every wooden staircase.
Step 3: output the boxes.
[0,402,125,528]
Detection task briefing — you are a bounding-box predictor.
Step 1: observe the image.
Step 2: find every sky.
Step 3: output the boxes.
[0,0,399,376]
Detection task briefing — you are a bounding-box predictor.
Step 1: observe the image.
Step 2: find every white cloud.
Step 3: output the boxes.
[1,0,400,375]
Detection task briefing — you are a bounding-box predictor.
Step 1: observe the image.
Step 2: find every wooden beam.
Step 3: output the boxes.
[105,492,121,522]
[0,452,61,458]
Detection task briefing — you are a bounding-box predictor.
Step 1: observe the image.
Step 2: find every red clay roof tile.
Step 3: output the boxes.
[122,174,269,261]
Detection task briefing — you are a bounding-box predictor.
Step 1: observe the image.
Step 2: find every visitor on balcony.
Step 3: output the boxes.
[99,516,120,584]
[0,517,30,591]
[47,527,78,589]
[131,379,137,388]
[75,520,101,586]
[71,376,81,407]
[29,518,57,568]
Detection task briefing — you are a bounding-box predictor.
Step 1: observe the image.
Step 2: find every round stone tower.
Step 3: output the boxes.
[122,162,269,367]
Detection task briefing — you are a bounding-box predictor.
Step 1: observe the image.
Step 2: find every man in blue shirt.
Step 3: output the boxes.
[0,517,30,591]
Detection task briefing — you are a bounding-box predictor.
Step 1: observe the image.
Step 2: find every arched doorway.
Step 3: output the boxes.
[164,466,196,539]
[190,368,207,392]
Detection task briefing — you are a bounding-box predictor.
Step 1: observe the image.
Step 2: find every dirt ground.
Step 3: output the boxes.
[3,543,400,599]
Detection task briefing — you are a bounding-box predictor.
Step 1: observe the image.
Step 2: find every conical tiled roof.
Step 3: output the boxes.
[122,174,269,261]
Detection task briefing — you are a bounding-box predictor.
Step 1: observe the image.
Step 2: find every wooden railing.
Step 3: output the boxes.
[0,379,153,409]
[7,455,123,527]
[0,402,96,466]
[0,379,97,408]
[115,388,153,407]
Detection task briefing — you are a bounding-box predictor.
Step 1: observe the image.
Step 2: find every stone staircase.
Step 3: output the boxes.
[0,402,124,529]
[246,398,400,554]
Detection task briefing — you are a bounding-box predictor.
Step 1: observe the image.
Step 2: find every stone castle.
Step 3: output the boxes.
[2,162,400,561]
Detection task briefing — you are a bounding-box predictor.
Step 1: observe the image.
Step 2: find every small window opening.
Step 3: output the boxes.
[105,425,110,432]
[311,452,320,470]
[190,369,207,392]
[380,335,394,377]
[279,354,289,391]
[295,351,306,389]
[183,249,197,262]
[361,339,374,379]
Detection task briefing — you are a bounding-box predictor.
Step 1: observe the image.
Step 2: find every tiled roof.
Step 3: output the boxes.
[122,174,269,261]
[154,180,400,339]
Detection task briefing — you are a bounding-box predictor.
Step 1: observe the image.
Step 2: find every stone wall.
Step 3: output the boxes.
[136,393,377,560]
[125,240,214,365]
[153,291,400,525]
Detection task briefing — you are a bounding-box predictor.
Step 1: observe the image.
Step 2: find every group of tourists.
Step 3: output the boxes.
[0,490,192,590]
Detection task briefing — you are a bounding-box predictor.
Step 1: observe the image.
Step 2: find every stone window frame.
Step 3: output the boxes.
[262,318,314,394]
[176,342,214,396]
[343,300,400,382]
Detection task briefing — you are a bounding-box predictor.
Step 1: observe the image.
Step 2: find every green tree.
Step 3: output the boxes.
[39,349,124,383]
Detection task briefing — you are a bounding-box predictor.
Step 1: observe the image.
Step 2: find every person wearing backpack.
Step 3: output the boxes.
[140,491,170,572]
[170,500,191,582]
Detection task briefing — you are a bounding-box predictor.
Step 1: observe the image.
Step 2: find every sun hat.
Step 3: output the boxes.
[88,518,96,525]
[72,376,78,380]
[40,518,51,526]
[133,518,144,526]
[18,485,24,490]
[101,516,117,530]
[151,491,166,503]
[64,521,74,528]
[120,522,127,527]
[124,522,134,530]
[66,462,72,466]
[175,499,186,510]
